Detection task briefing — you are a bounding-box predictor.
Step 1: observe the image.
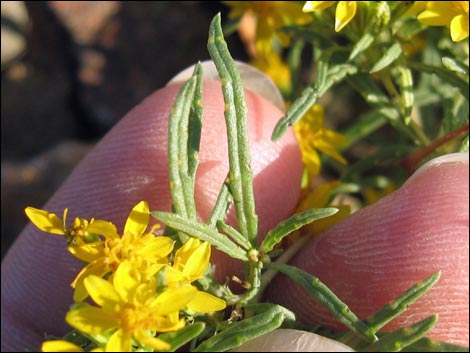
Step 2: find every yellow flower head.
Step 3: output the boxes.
[303,1,357,32]
[417,1,469,42]
[293,104,347,176]
[70,201,174,302]
[164,237,226,314]
[66,261,191,352]
[225,1,312,55]
[25,207,118,245]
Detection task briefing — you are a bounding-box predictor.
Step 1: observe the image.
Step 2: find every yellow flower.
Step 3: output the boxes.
[417,1,469,42]
[25,206,118,245]
[293,104,347,176]
[164,237,227,313]
[70,201,174,302]
[66,261,191,352]
[251,51,292,95]
[303,1,357,32]
[42,340,103,352]
[225,1,312,55]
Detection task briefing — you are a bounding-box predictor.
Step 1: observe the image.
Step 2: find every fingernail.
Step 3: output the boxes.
[167,60,285,111]
[407,152,469,182]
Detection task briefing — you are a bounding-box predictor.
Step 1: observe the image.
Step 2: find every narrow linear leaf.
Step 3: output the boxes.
[168,76,197,218]
[364,272,440,332]
[408,61,469,101]
[442,57,469,76]
[260,208,338,253]
[208,179,232,227]
[243,303,296,323]
[267,262,377,342]
[361,315,437,352]
[343,110,387,148]
[272,63,357,141]
[208,13,258,245]
[271,86,319,142]
[188,63,204,185]
[217,220,252,250]
[193,305,285,352]
[396,65,414,125]
[319,63,358,96]
[158,322,205,352]
[400,337,469,352]
[370,42,403,73]
[349,32,375,61]
[152,211,248,261]
[339,272,442,348]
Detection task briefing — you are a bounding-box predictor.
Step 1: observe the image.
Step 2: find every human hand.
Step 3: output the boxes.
[1,77,468,351]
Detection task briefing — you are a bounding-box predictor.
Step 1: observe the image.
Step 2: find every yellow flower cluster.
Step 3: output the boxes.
[25,201,226,352]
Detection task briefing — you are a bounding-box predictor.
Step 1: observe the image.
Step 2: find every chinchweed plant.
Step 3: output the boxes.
[25,2,468,352]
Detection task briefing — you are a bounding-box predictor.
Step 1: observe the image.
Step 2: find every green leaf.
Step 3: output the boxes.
[152,211,248,261]
[158,322,205,352]
[338,273,441,349]
[217,220,252,251]
[168,72,198,220]
[361,315,437,352]
[260,208,338,253]
[349,32,375,61]
[442,57,469,76]
[396,65,414,125]
[208,179,232,227]
[400,337,469,352]
[408,61,469,101]
[193,305,286,352]
[364,272,440,333]
[458,135,469,152]
[271,85,319,142]
[343,110,388,148]
[208,13,258,245]
[370,42,403,73]
[266,262,377,342]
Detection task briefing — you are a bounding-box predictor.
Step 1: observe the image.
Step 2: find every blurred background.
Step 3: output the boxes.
[1,1,246,258]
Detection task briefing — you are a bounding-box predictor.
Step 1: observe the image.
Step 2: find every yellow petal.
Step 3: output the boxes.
[68,242,105,263]
[123,201,149,237]
[84,275,121,309]
[137,235,174,261]
[187,291,226,313]
[164,266,187,284]
[417,2,458,25]
[113,261,141,302]
[450,13,469,41]
[335,1,357,32]
[41,340,84,352]
[88,220,119,240]
[303,1,336,12]
[106,329,132,352]
[173,237,200,270]
[71,259,109,302]
[25,207,64,235]
[182,242,211,281]
[134,330,171,351]
[66,305,116,335]
[151,286,196,315]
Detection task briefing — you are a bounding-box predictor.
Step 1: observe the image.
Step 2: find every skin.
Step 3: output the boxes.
[1,81,468,351]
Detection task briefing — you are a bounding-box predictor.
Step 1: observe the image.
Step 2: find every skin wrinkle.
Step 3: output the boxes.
[266,161,469,346]
[1,81,302,352]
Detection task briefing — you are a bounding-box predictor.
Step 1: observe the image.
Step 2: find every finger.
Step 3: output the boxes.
[1,80,302,351]
[232,329,354,352]
[265,153,469,346]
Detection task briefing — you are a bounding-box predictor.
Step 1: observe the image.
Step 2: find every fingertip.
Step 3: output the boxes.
[266,155,469,346]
